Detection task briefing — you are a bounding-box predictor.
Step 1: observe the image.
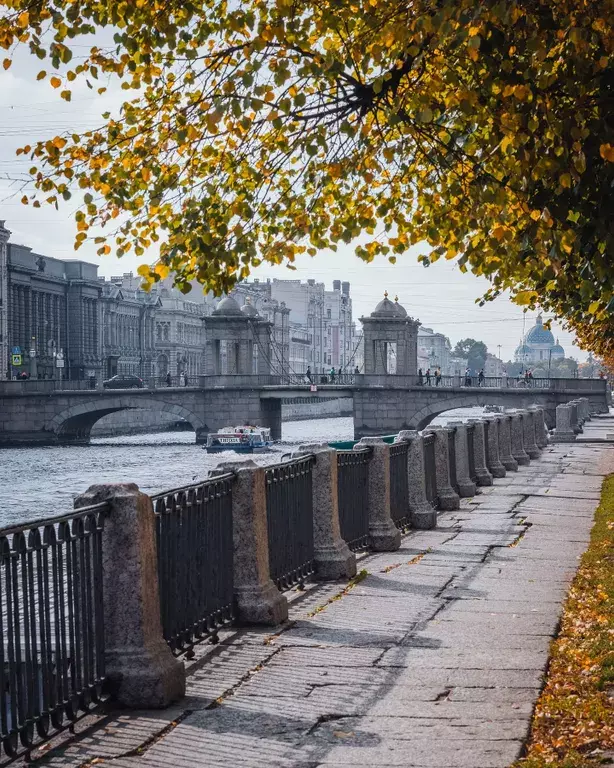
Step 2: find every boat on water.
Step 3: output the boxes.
[204,426,273,453]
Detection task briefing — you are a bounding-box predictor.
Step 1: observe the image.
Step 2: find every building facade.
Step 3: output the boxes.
[0,222,9,379]
[5,238,102,381]
[99,279,159,379]
[417,327,452,374]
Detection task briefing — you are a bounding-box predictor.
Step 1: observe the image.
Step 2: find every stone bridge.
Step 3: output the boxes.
[0,375,607,446]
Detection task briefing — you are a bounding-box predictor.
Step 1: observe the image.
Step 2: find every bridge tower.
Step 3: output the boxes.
[204,296,273,375]
[360,293,420,375]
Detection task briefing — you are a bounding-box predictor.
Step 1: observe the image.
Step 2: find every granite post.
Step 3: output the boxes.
[482,416,506,478]
[294,444,357,580]
[210,460,288,625]
[569,402,582,433]
[520,409,541,459]
[467,420,493,486]
[423,427,460,510]
[496,414,519,472]
[74,483,186,708]
[579,397,591,422]
[396,430,437,529]
[551,404,577,442]
[509,412,531,466]
[356,438,401,551]
[447,421,477,497]
[528,407,548,449]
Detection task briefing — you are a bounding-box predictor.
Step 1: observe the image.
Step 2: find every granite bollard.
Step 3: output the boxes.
[447,421,477,497]
[210,460,288,625]
[579,397,591,422]
[423,427,460,510]
[520,410,541,459]
[396,430,437,529]
[294,444,357,580]
[356,438,401,550]
[482,416,506,478]
[569,402,583,433]
[528,407,548,449]
[495,414,518,472]
[467,420,493,486]
[551,404,577,442]
[509,412,531,466]
[74,483,186,708]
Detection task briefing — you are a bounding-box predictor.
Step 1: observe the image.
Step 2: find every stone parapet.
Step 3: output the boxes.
[447,421,477,497]
[74,483,185,708]
[520,410,541,459]
[467,420,493,486]
[210,460,288,625]
[495,414,519,472]
[423,427,460,510]
[294,444,357,580]
[396,430,437,529]
[481,416,506,478]
[356,438,401,551]
[509,412,531,466]
[551,403,577,442]
[528,407,548,449]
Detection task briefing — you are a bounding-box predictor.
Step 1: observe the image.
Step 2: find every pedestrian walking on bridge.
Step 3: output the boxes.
[435,367,442,386]
[425,368,432,386]
[418,368,424,386]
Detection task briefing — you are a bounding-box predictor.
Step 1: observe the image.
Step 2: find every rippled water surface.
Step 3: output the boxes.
[0,407,486,525]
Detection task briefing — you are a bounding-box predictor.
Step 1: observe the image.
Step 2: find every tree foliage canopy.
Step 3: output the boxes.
[453,338,487,370]
[1,0,613,353]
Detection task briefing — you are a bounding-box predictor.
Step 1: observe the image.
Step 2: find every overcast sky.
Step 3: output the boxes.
[0,43,587,362]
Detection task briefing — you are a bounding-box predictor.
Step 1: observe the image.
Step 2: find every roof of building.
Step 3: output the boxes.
[371,292,406,318]
[212,296,243,316]
[551,342,565,354]
[525,314,555,346]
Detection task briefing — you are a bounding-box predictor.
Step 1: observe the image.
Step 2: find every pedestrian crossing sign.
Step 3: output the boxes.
[12,354,22,366]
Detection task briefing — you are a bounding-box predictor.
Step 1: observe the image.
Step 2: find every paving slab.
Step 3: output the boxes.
[31,432,614,768]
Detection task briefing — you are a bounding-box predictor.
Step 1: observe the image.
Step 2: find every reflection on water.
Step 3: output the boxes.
[0,407,486,525]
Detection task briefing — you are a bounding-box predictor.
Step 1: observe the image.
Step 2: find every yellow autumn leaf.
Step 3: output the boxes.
[600,144,614,162]
[50,76,62,89]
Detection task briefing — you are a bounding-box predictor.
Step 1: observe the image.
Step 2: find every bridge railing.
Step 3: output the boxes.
[151,476,234,656]
[0,374,607,395]
[0,503,108,762]
[265,457,315,591]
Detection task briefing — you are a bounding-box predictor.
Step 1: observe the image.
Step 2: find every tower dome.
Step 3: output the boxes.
[525,314,555,346]
[212,296,243,316]
[393,296,407,317]
[371,292,404,318]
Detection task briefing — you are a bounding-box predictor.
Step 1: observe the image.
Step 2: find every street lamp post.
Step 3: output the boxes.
[29,336,37,380]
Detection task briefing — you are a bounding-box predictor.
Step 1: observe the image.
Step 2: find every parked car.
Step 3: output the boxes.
[102,374,144,389]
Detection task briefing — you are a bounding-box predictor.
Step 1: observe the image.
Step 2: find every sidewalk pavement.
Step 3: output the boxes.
[37,417,614,768]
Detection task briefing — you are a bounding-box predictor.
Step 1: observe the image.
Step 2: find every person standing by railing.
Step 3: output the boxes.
[166,371,172,387]
[425,368,432,386]
[435,367,442,386]
[306,366,313,384]
[418,368,424,386]
[478,369,485,387]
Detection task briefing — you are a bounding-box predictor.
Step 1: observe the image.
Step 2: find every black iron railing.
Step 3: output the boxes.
[337,449,371,552]
[390,443,410,531]
[265,458,315,590]
[467,425,477,483]
[153,476,234,656]
[0,504,108,762]
[447,429,459,492]
[423,434,438,507]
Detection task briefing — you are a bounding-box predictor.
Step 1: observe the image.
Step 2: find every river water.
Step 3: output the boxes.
[0,408,486,526]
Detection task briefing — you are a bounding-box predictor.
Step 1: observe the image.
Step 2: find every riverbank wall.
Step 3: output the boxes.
[90,397,353,436]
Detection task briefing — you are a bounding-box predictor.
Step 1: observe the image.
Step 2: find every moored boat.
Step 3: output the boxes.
[204,426,273,453]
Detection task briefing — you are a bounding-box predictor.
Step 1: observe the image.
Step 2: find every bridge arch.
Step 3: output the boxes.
[411,391,556,430]
[45,396,206,443]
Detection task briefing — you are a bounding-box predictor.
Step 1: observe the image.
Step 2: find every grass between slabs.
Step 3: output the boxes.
[513,474,614,767]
